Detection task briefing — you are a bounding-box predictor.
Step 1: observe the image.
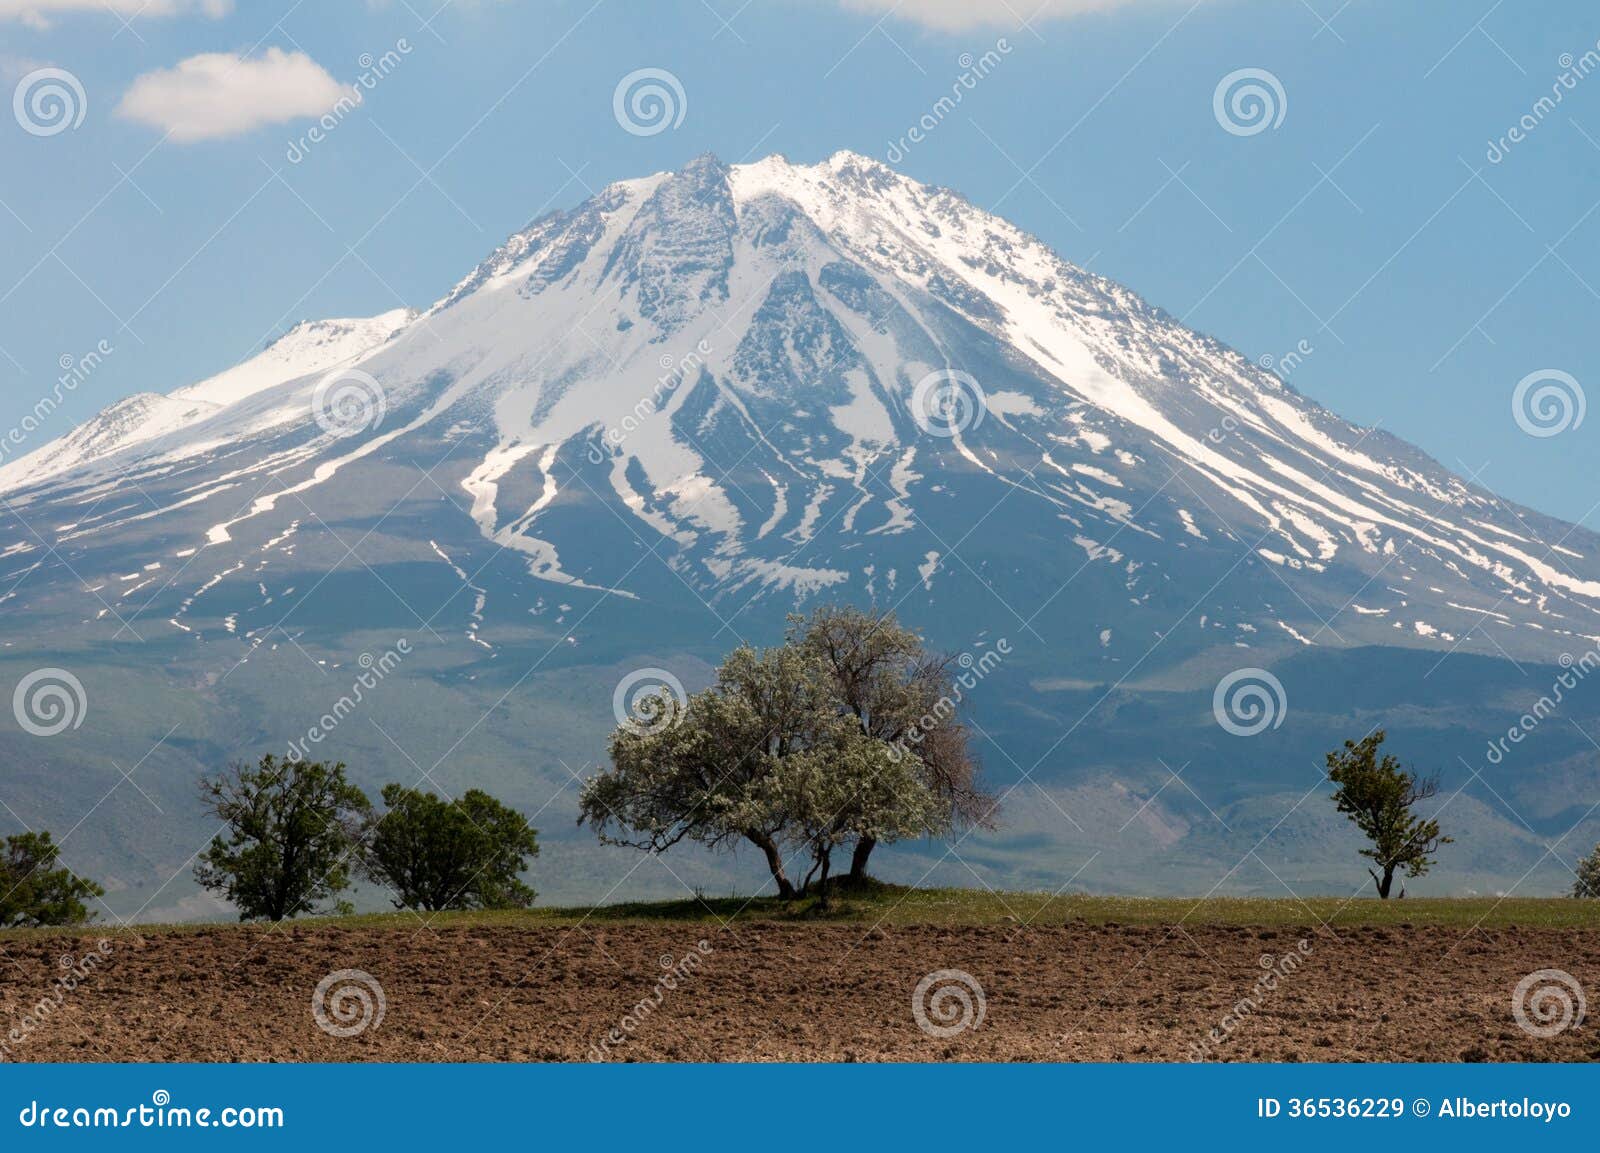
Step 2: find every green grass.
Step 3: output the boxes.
[6,881,1600,939]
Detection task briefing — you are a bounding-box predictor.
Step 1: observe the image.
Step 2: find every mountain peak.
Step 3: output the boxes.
[822,147,895,173]
[678,151,731,179]
[6,151,1600,662]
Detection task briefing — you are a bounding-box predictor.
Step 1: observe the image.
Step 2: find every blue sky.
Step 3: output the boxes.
[2,0,1598,526]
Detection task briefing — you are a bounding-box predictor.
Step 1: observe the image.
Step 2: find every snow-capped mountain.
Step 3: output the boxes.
[3,152,1597,915]
[5,151,1594,655]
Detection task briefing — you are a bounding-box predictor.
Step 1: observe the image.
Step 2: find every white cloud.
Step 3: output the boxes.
[115,48,349,143]
[0,55,50,84]
[833,0,1206,30]
[0,0,230,29]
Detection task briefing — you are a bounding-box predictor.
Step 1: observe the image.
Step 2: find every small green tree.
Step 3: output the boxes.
[1326,731,1452,898]
[0,831,103,927]
[365,785,539,911]
[1573,843,1600,898]
[194,756,372,921]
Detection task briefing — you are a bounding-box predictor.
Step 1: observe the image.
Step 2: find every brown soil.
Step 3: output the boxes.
[3,921,1597,1062]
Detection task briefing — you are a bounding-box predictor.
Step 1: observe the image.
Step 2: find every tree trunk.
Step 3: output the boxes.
[747,831,795,900]
[848,836,876,883]
[1370,866,1394,899]
[816,848,833,911]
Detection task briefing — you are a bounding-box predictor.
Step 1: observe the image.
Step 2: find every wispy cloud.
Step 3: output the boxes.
[833,0,1208,31]
[0,54,50,83]
[0,0,231,29]
[115,48,347,143]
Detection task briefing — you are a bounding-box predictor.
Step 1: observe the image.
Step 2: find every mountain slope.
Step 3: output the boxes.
[0,309,413,496]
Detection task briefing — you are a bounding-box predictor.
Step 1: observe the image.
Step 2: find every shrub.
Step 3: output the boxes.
[365,785,539,911]
[0,831,103,927]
